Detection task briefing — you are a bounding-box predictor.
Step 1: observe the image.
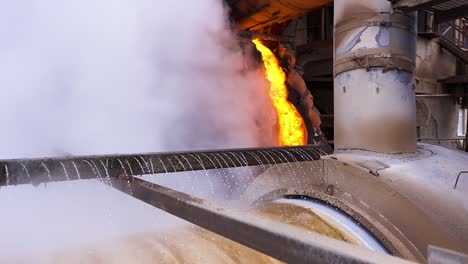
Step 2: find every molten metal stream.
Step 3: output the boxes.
[253,39,307,146]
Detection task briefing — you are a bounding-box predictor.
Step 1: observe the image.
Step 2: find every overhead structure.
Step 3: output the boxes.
[391,0,468,24]
[226,0,332,30]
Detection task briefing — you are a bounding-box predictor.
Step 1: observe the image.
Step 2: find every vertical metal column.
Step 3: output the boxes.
[333,0,418,153]
[465,112,468,152]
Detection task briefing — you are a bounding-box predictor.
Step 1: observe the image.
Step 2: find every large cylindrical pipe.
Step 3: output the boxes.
[333,0,417,153]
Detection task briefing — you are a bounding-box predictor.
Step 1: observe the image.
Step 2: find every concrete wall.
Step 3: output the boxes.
[414,38,462,149]
[414,38,457,94]
[416,97,460,149]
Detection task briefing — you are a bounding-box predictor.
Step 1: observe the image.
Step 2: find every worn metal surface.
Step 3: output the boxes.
[0,145,331,187]
[428,245,468,264]
[333,0,417,153]
[243,160,427,262]
[334,69,417,153]
[357,159,390,176]
[243,144,468,262]
[330,144,468,257]
[111,176,415,264]
[334,12,417,75]
[391,0,459,11]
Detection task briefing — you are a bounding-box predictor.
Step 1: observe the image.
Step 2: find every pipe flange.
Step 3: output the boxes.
[334,12,416,76]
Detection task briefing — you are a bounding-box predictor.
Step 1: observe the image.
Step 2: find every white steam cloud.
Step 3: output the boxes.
[0,0,277,159]
[0,0,277,261]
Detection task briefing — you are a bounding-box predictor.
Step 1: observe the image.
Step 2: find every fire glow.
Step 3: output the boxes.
[253,39,307,146]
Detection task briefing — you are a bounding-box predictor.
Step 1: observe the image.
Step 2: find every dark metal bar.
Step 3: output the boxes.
[418,138,466,141]
[465,122,468,152]
[111,176,415,264]
[415,94,453,97]
[0,144,332,187]
[453,171,468,189]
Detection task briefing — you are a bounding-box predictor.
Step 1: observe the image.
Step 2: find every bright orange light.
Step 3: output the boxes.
[253,39,307,146]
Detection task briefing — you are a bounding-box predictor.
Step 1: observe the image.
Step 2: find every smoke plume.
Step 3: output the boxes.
[0,0,276,159]
[0,0,277,261]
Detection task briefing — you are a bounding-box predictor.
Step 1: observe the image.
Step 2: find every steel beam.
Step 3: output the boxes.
[391,0,454,11]
[111,176,416,264]
[0,144,331,187]
[435,5,468,24]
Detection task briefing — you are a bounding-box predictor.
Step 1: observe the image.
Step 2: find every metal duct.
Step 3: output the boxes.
[333,0,418,153]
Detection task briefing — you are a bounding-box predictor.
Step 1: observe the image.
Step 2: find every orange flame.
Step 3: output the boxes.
[253,39,307,146]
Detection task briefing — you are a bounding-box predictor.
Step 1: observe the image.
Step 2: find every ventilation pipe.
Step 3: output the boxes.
[334,0,417,153]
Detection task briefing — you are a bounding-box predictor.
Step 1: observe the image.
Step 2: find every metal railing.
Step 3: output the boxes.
[439,18,468,50]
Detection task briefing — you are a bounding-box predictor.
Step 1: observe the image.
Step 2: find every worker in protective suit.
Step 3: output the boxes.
[276,44,324,145]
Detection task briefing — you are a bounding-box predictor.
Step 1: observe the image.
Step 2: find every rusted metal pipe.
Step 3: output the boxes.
[0,144,332,187]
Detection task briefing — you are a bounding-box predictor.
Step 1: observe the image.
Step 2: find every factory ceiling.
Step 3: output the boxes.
[225,0,333,30]
[226,0,468,30]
